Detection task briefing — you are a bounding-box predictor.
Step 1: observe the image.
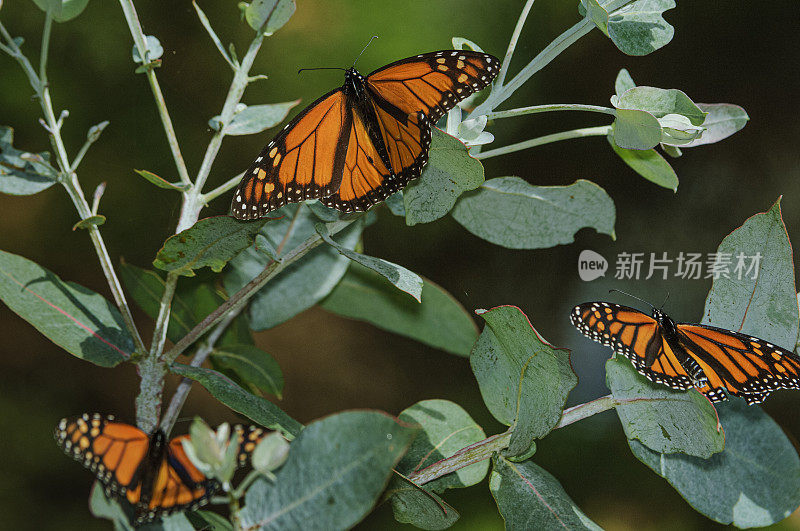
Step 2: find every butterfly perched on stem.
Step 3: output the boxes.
[230,49,499,219]
[570,301,800,404]
[54,414,268,525]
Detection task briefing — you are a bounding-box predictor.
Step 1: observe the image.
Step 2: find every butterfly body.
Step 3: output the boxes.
[55,414,267,525]
[570,302,800,404]
[231,50,499,219]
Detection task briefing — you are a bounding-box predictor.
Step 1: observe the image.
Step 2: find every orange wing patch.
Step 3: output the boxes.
[231,89,349,219]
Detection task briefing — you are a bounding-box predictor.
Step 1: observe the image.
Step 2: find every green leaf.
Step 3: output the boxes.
[395,399,488,492]
[388,476,460,530]
[702,199,799,350]
[658,114,705,145]
[134,169,189,191]
[71,215,106,231]
[153,216,269,277]
[218,101,299,136]
[305,200,342,222]
[224,205,363,330]
[614,68,636,97]
[132,35,163,63]
[630,400,800,528]
[608,137,678,190]
[244,0,296,35]
[316,224,423,302]
[605,0,676,56]
[606,357,724,458]
[490,457,602,530]
[170,363,301,439]
[211,344,283,398]
[683,103,750,147]
[188,511,233,531]
[0,126,58,195]
[239,411,417,529]
[612,108,662,149]
[471,306,577,457]
[385,191,406,216]
[119,262,251,347]
[583,0,610,35]
[32,0,90,22]
[403,128,484,226]
[320,263,478,356]
[0,249,132,366]
[452,177,616,249]
[617,86,706,126]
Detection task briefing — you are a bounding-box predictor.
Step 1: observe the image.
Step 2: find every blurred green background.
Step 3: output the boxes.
[1,0,799,529]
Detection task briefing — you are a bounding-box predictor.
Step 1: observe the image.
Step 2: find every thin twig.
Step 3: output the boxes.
[487,104,616,120]
[203,172,244,203]
[476,125,610,159]
[496,0,536,88]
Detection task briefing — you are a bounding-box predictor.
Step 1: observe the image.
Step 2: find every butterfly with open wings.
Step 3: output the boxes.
[570,302,800,404]
[230,49,499,219]
[55,414,268,525]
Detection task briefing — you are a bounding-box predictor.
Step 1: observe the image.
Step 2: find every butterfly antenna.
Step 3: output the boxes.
[609,289,656,310]
[660,291,671,310]
[297,66,347,74]
[352,35,378,68]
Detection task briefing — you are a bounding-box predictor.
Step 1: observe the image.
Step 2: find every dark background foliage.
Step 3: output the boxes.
[1,1,798,529]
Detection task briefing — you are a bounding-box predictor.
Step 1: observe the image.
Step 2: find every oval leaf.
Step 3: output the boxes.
[607,137,678,191]
[170,363,301,439]
[606,0,676,56]
[244,0,296,35]
[153,216,269,277]
[211,344,283,398]
[134,169,188,191]
[682,103,750,147]
[617,86,706,126]
[606,357,724,458]
[222,101,300,136]
[320,263,478,356]
[71,215,106,231]
[389,478,459,531]
[0,250,132,366]
[630,400,800,527]
[452,177,616,249]
[471,306,577,456]
[32,0,91,22]
[239,411,417,529]
[403,128,484,226]
[612,108,662,149]
[490,457,602,530]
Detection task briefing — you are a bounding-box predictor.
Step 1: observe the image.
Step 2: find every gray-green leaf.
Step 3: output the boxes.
[244,0,296,35]
[219,101,299,136]
[682,103,749,147]
[32,0,90,22]
[403,128,484,226]
[211,344,283,398]
[471,306,577,456]
[132,35,163,63]
[320,263,478,357]
[604,0,676,56]
[452,177,616,249]
[608,137,678,190]
[0,126,58,195]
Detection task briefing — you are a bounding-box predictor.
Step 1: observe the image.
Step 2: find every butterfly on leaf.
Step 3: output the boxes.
[570,301,800,404]
[230,49,499,219]
[54,414,268,525]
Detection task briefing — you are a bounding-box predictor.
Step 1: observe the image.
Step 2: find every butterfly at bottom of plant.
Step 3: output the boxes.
[230,49,499,219]
[570,301,800,404]
[54,413,268,525]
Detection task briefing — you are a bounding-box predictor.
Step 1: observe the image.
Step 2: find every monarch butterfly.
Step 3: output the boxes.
[54,414,267,525]
[570,301,800,404]
[230,49,499,219]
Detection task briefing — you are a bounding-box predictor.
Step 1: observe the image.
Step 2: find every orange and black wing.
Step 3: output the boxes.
[319,106,407,212]
[366,50,499,124]
[55,414,150,499]
[133,435,219,524]
[230,88,351,219]
[676,324,800,404]
[570,303,696,391]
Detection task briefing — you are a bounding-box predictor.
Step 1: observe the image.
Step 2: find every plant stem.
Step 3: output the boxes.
[162,218,357,363]
[407,394,659,486]
[471,18,594,118]
[487,104,616,120]
[160,306,243,434]
[202,172,245,203]
[496,0,536,89]
[476,125,610,159]
[0,17,147,355]
[118,0,192,187]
